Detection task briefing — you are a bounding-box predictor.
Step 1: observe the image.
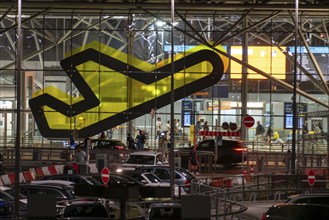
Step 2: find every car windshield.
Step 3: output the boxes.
[63,188,76,199]
[149,207,181,219]
[144,173,162,183]
[64,204,108,218]
[176,168,195,179]
[126,155,155,165]
[0,190,14,201]
[86,177,103,186]
[1,188,26,200]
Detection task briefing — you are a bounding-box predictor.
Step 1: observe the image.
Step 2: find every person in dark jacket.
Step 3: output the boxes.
[255,121,265,143]
[135,130,146,150]
[127,133,136,149]
[266,126,273,145]
[189,144,199,174]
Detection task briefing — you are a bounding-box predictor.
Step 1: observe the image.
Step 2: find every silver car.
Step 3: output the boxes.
[135,166,196,193]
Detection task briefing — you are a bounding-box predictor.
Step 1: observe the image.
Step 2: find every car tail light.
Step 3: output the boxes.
[233,147,247,152]
[115,145,125,150]
[261,212,267,220]
[185,179,191,188]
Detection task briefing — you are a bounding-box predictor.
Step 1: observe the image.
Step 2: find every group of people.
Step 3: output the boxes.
[156,117,183,137]
[126,129,147,151]
[255,121,285,146]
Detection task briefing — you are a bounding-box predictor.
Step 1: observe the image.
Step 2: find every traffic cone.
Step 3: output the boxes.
[242,170,251,182]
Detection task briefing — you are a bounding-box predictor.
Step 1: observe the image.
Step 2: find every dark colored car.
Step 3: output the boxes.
[135,166,196,193]
[76,139,127,162]
[0,200,17,219]
[0,187,27,218]
[261,203,329,220]
[77,139,127,151]
[145,202,181,220]
[91,173,143,187]
[200,138,247,165]
[180,138,247,166]
[57,199,112,220]
[285,193,329,205]
[17,184,76,202]
[41,174,103,187]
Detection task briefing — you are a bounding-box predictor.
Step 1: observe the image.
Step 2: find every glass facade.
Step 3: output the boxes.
[0,2,328,148]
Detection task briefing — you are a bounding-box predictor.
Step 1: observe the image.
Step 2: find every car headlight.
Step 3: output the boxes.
[116,168,123,173]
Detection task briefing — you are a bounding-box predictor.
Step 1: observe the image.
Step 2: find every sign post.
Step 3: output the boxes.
[243,116,255,128]
[101,167,110,186]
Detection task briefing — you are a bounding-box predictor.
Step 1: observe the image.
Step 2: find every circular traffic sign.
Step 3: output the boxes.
[229,122,238,131]
[243,116,255,128]
[308,169,315,186]
[222,122,229,130]
[101,167,110,185]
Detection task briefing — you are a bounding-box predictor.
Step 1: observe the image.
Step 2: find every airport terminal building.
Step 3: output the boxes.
[0,0,329,148]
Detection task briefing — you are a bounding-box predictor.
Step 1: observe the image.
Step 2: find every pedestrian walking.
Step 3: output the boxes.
[255,121,265,143]
[73,145,88,174]
[156,117,162,139]
[189,144,199,175]
[202,121,209,140]
[266,126,273,145]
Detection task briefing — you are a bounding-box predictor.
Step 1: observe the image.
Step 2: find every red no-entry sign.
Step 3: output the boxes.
[101,167,110,185]
[308,169,315,186]
[243,116,255,128]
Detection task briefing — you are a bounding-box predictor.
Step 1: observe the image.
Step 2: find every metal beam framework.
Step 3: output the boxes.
[0,0,329,106]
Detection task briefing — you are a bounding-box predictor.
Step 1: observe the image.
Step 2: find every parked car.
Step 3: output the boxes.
[135,166,196,193]
[91,173,143,187]
[179,138,247,167]
[41,174,104,187]
[0,186,26,200]
[16,183,76,202]
[77,139,127,151]
[145,202,182,220]
[117,151,168,172]
[0,187,27,218]
[0,199,14,219]
[123,171,186,197]
[285,193,329,205]
[261,203,329,220]
[109,202,144,220]
[31,179,76,187]
[57,199,112,219]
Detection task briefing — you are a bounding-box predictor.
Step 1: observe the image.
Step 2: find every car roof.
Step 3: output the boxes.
[31,180,76,187]
[288,193,329,199]
[129,151,162,156]
[136,165,181,170]
[19,183,72,190]
[149,202,181,208]
[44,174,93,178]
[270,203,329,212]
